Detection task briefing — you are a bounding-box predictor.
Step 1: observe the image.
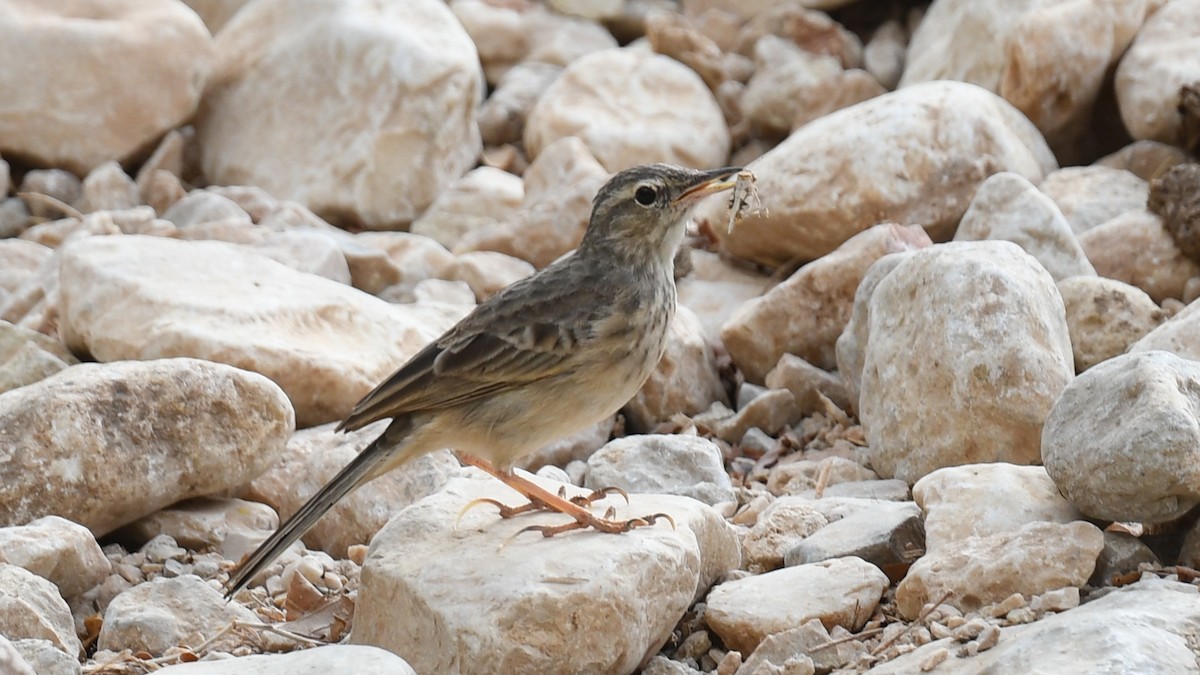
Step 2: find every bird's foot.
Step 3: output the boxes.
[517,509,676,538]
[455,486,630,527]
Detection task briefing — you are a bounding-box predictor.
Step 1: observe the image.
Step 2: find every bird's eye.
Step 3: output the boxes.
[634,185,658,206]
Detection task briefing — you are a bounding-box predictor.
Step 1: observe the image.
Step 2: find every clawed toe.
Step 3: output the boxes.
[569,486,631,507]
[515,511,676,538]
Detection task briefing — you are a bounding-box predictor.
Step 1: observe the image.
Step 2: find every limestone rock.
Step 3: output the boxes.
[0,240,49,300]
[1039,166,1149,235]
[1079,209,1200,303]
[79,161,139,213]
[98,575,257,655]
[1059,276,1167,371]
[352,470,740,674]
[354,230,457,298]
[445,251,534,302]
[676,250,770,345]
[766,459,878,498]
[1097,140,1194,182]
[410,167,524,250]
[693,81,1056,267]
[0,320,77,394]
[835,252,913,408]
[783,501,924,572]
[1116,0,1200,144]
[478,62,563,147]
[0,1,215,174]
[763,354,853,419]
[0,358,293,535]
[9,639,73,675]
[0,563,80,657]
[57,235,463,427]
[197,0,482,229]
[859,242,1073,484]
[0,516,109,598]
[953,172,1095,281]
[626,307,728,432]
[1130,293,1200,362]
[117,498,279,563]
[154,645,417,674]
[705,557,888,654]
[1093,531,1159,586]
[895,520,1103,620]
[1043,350,1200,523]
[722,223,931,381]
[737,619,864,675]
[742,499,829,573]
[525,47,730,172]
[585,434,736,506]
[244,421,461,558]
[913,464,1083,553]
[0,636,34,675]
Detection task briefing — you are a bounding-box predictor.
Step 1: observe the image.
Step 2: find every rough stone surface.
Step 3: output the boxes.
[1116,0,1200,144]
[116,497,279,563]
[895,520,1103,620]
[1131,295,1200,363]
[693,81,1057,267]
[0,319,77,395]
[1079,209,1200,304]
[742,499,829,574]
[835,252,913,409]
[525,47,729,172]
[705,557,888,654]
[0,636,34,675]
[858,242,1074,484]
[197,0,483,229]
[0,563,81,657]
[953,172,1095,281]
[722,223,931,381]
[626,307,728,432]
[1060,275,1167,371]
[58,235,463,427]
[154,645,417,674]
[913,464,1083,553]
[0,358,293,535]
[763,354,853,419]
[1039,166,1150,235]
[783,501,924,572]
[98,575,258,654]
[1092,531,1159,586]
[1043,350,1200,523]
[10,638,75,675]
[410,167,524,251]
[585,434,735,506]
[0,1,215,174]
[243,421,462,558]
[352,470,740,675]
[676,251,770,345]
[0,516,109,598]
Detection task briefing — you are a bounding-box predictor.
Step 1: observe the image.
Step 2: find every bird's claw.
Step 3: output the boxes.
[513,511,677,538]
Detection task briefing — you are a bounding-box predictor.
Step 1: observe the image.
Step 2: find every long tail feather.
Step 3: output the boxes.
[224,418,412,598]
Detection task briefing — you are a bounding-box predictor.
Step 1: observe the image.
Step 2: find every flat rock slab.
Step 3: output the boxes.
[352,470,741,675]
[155,645,415,674]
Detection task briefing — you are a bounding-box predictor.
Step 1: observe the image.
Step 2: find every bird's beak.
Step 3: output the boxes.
[673,166,743,206]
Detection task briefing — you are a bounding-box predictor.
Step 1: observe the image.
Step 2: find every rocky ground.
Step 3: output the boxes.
[2,0,1200,673]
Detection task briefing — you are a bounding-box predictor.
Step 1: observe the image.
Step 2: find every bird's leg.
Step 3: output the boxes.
[455,452,674,536]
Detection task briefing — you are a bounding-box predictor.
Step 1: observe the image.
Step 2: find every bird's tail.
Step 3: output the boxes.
[224,417,413,599]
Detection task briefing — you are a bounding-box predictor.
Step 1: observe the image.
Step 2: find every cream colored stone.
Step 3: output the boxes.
[626,307,728,432]
[954,172,1095,281]
[0,637,34,675]
[1130,295,1200,362]
[895,521,1103,620]
[1059,276,1166,371]
[585,434,735,505]
[1116,0,1200,143]
[1078,209,1200,303]
[354,230,457,297]
[446,251,534,301]
[863,20,906,90]
[79,161,139,213]
[742,500,828,573]
[478,62,562,147]
[764,354,853,418]
[98,576,257,655]
[154,645,417,674]
[0,516,109,598]
[723,223,931,381]
[352,470,740,674]
[243,421,461,558]
[118,498,278,563]
[0,319,76,395]
[0,359,293,535]
[0,564,80,657]
[525,47,730,172]
[410,167,524,250]
[677,251,769,345]
[693,81,1056,267]
[705,557,887,654]
[859,242,1073,484]
[58,235,464,427]
[1039,166,1149,235]
[179,0,256,34]
[0,1,214,174]
[197,0,482,229]
[1044,351,1200,523]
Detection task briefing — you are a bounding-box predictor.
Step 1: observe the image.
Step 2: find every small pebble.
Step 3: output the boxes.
[347,544,369,566]
[716,650,742,675]
[920,647,951,672]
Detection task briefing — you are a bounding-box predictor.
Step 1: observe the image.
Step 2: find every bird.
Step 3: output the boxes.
[224,163,741,598]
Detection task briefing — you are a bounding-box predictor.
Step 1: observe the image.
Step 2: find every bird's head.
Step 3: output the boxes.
[581,164,741,265]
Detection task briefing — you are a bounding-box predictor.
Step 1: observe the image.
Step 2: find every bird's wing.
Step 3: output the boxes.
[337,266,603,432]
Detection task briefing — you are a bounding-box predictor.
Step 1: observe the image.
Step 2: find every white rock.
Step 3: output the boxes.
[742,499,829,573]
[1130,295,1200,363]
[1078,209,1200,303]
[58,235,463,427]
[1039,166,1150,235]
[0,319,76,395]
[1059,275,1166,371]
[197,0,483,229]
[722,223,931,381]
[859,242,1073,484]
[763,354,853,419]
[693,81,1056,267]
[478,62,563,147]
[585,434,736,505]
[154,645,416,674]
[9,639,70,675]
[446,251,535,301]
[1043,351,1200,523]
[410,167,525,250]
[354,230,458,296]
[352,470,740,674]
[895,520,1103,620]
[98,575,257,655]
[0,2,215,174]
[525,47,730,172]
[835,252,913,407]
[1116,0,1200,143]
[913,464,1083,553]
[704,557,888,654]
[0,563,80,658]
[79,161,139,214]
[0,636,34,675]
[953,172,1095,281]
[625,306,728,431]
[863,20,906,90]
[243,421,462,558]
[118,498,279,563]
[783,501,923,570]
[0,358,293,536]
[901,0,1146,148]
[875,579,1200,674]
[676,250,770,345]
[0,240,49,300]
[0,516,109,598]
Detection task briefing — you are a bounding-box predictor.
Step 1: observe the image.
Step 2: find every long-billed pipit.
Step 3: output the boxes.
[225,163,741,597]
